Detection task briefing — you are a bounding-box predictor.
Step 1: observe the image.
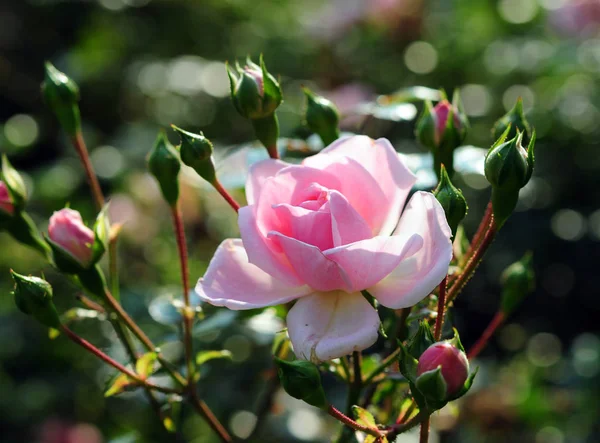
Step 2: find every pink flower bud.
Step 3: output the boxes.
[0,181,14,215]
[48,208,95,267]
[433,100,461,145]
[417,342,469,396]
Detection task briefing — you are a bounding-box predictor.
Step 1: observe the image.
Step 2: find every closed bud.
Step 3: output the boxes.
[303,87,340,146]
[171,125,216,184]
[485,128,536,227]
[274,358,328,409]
[227,55,282,120]
[42,62,81,136]
[492,97,531,141]
[1,155,27,210]
[47,208,96,271]
[501,252,535,316]
[11,271,61,328]
[434,164,468,237]
[148,131,181,207]
[416,91,468,178]
[417,342,469,397]
[0,181,14,216]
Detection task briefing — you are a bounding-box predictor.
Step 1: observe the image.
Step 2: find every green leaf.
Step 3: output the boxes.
[351,405,377,429]
[196,350,233,366]
[105,373,136,397]
[136,352,158,378]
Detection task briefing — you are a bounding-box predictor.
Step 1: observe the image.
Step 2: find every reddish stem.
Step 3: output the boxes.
[71,132,104,212]
[465,202,493,261]
[446,218,497,307]
[467,311,506,359]
[213,180,241,213]
[327,405,384,438]
[61,325,179,394]
[420,417,430,443]
[170,204,195,384]
[190,391,233,442]
[434,276,447,341]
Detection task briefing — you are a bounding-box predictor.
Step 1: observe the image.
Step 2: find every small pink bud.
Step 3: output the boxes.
[433,100,461,145]
[244,66,264,96]
[0,181,14,215]
[48,208,95,267]
[417,342,469,396]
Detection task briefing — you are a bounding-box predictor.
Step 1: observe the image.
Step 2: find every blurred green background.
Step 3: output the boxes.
[1,0,599,442]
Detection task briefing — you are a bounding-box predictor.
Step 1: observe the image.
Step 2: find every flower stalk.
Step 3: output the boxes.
[61,325,180,395]
[467,311,506,359]
[170,203,196,385]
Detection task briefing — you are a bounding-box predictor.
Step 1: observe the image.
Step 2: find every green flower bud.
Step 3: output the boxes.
[227,55,282,120]
[41,62,81,136]
[148,131,181,207]
[1,155,27,211]
[171,125,216,184]
[500,252,535,316]
[416,90,468,178]
[274,358,328,409]
[11,271,61,328]
[492,97,531,141]
[485,128,536,228]
[434,164,468,237]
[303,87,340,147]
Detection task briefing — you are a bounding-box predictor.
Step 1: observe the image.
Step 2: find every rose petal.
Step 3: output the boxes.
[238,206,303,286]
[245,159,290,205]
[304,135,416,235]
[287,291,380,362]
[324,232,423,292]
[306,156,388,233]
[271,203,334,251]
[268,231,351,292]
[328,191,372,247]
[258,165,342,210]
[369,192,452,309]
[195,238,312,310]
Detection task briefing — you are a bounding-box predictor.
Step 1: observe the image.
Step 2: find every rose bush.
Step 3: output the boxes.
[195,135,453,362]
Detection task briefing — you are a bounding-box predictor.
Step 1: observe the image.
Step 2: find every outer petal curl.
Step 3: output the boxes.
[195,238,312,310]
[369,192,453,309]
[287,291,380,362]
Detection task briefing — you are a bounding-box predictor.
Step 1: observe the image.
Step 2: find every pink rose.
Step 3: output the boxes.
[196,136,452,362]
[0,181,14,215]
[48,208,95,267]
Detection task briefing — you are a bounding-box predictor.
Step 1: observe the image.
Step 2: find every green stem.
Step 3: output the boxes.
[363,347,401,385]
[251,114,279,159]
